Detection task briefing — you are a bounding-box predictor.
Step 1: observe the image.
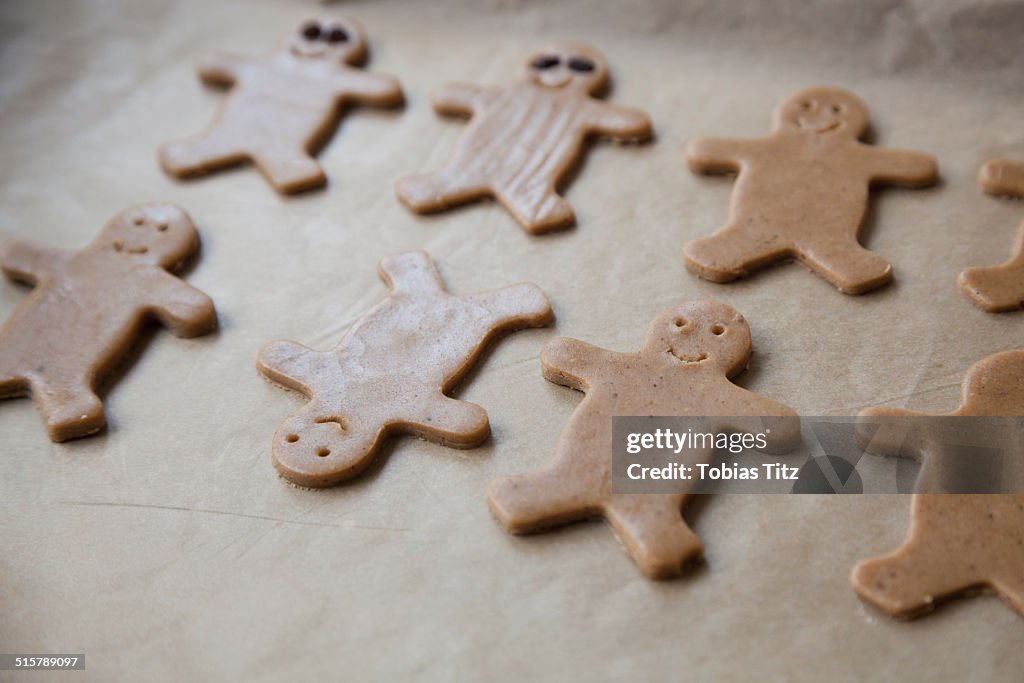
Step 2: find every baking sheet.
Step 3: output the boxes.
[2,0,1023,680]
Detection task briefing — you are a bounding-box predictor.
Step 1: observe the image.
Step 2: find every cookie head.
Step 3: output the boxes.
[288,17,366,65]
[774,87,869,138]
[645,302,752,377]
[524,43,608,94]
[98,204,199,268]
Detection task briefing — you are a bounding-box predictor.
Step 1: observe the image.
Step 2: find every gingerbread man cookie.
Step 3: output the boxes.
[959,159,1024,312]
[685,87,938,294]
[395,42,652,234]
[486,302,800,579]
[160,17,403,194]
[0,204,216,442]
[257,251,552,488]
[853,351,1024,617]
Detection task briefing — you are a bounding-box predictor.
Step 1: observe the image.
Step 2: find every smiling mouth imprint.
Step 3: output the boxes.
[113,241,148,254]
[668,348,708,364]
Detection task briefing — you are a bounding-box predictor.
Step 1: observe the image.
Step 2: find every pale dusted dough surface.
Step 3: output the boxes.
[2,1,1024,681]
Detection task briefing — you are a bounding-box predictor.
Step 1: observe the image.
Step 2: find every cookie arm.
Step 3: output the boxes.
[979,159,1024,197]
[145,271,217,338]
[865,147,938,188]
[0,239,67,285]
[586,101,653,141]
[257,340,325,394]
[685,138,751,174]
[540,338,606,391]
[337,70,404,108]
[431,83,495,116]
[196,53,245,86]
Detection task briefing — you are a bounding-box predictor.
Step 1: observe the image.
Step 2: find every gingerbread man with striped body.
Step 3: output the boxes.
[396,43,652,234]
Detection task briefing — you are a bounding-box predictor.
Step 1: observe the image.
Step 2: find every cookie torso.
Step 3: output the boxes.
[451,83,589,187]
[731,134,871,235]
[1,252,155,384]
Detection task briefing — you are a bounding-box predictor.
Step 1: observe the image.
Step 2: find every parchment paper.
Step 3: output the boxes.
[2,0,1023,680]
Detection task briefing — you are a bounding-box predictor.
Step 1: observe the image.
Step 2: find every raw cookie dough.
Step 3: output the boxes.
[959,159,1024,312]
[395,42,652,234]
[160,17,403,194]
[257,250,552,488]
[685,86,938,294]
[853,351,1024,617]
[487,301,800,579]
[0,204,216,442]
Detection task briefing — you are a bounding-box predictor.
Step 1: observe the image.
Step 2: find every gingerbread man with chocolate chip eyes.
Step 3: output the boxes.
[396,42,653,234]
[685,86,938,294]
[160,17,403,194]
[487,301,800,579]
[0,204,216,442]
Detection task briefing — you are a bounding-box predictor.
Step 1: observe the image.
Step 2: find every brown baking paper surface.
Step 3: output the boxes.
[2,0,1023,680]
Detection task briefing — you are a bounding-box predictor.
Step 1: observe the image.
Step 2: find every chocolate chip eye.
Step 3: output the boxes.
[327,27,348,43]
[568,57,595,72]
[531,55,560,70]
[302,22,321,40]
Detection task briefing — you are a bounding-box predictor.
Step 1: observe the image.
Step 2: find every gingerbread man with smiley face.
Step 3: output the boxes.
[160,17,403,194]
[0,204,216,441]
[396,42,652,234]
[685,87,938,294]
[487,301,799,579]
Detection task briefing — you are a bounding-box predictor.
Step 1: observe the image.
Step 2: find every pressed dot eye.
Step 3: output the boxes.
[316,447,331,457]
[113,240,124,252]
[673,317,686,327]
[156,223,168,232]
[831,104,842,113]
[133,217,144,226]
[286,434,299,443]
[531,54,560,70]
[800,100,812,110]
[711,324,726,335]
[568,57,595,72]
[327,27,348,43]
[302,22,321,40]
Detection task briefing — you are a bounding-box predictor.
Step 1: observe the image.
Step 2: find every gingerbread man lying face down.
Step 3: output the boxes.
[487,301,800,579]
[685,87,938,294]
[396,42,652,234]
[853,351,1024,617]
[257,251,552,488]
[160,17,403,194]
[959,159,1024,312]
[0,204,216,441]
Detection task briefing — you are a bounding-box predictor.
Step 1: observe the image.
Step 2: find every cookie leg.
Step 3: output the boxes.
[851,542,979,617]
[683,223,790,283]
[958,227,1024,312]
[603,495,701,579]
[159,129,247,178]
[251,151,326,194]
[990,572,1024,615]
[470,283,552,330]
[395,167,489,213]
[495,184,575,235]
[487,466,601,533]
[0,370,28,398]
[30,378,106,442]
[799,239,893,295]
